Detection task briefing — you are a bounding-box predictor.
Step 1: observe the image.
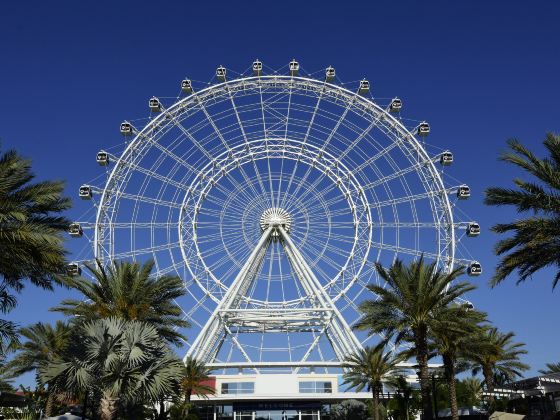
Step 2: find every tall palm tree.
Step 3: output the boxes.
[343,343,404,420]
[484,134,560,288]
[355,256,475,420]
[52,259,189,345]
[0,148,70,351]
[429,308,487,420]
[39,317,183,420]
[177,356,215,417]
[469,327,528,398]
[539,362,560,374]
[8,321,72,416]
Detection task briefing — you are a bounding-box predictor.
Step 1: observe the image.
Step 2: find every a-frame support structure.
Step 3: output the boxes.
[186,212,363,371]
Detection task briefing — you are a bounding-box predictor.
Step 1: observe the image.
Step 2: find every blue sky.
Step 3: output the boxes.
[1,1,559,386]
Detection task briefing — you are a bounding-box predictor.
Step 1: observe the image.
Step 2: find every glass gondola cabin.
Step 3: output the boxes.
[181,79,193,93]
[252,60,263,76]
[325,66,335,82]
[417,122,430,136]
[67,263,81,277]
[149,97,161,112]
[120,121,133,136]
[96,151,109,166]
[216,66,226,81]
[389,98,402,113]
[467,261,482,276]
[457,185,471,199]
[358,80,370,95]
[289,59,299,76]
[466,222,480,237]
[440,151,453,166]
[79,185,92,200]
[68,223,83,238]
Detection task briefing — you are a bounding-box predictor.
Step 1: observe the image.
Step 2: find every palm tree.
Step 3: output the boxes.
[343,343,403,420]
[429,308,487,420]
[484,134,560,288]
[8,321,72,416]
[461,377,483,408]
[39,317,183,420]
[539,362,560,374]
[386,375,419,420]
[469,327,528,400]
[52,259,189,345]
[177,356,215,417]
[0,148,70,352]
[355,256,475,420]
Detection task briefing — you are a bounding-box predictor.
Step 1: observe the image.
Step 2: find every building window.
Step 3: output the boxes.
[299,381,333,393]
[221,382,255,394]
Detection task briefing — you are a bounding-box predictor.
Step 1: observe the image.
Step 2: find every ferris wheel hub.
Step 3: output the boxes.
[260,207,293,237]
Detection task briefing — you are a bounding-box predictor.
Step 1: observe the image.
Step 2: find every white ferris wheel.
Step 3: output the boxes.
[70,60,480,373]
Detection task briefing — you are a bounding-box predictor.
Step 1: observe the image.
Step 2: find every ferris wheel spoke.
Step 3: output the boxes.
[111,241,181,260]
[114,192,183,209]
[168,116,213,161]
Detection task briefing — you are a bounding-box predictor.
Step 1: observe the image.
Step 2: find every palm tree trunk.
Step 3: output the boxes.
[45,391,55,417]
[443,354,459,420]
[372,385,380,420]
[100,393,119,420]
[415,327,433,420]
[483,364,495,407]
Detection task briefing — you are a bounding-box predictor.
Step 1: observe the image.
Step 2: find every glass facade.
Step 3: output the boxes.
[221,381,255,395]
[298,381,333,393]
[193,402,331,420]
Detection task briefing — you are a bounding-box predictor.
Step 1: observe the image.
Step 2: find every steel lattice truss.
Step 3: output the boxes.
[73,62,480,373]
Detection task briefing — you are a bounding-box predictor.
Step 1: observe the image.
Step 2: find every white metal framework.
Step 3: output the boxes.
[73,61,479,373]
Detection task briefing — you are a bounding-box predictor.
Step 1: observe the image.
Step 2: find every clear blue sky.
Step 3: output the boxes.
[1,1,559,386]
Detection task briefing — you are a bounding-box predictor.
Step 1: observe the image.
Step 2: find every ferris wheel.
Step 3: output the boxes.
[69,60,480,372]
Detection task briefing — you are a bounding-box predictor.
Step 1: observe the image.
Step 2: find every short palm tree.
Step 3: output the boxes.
[0,148,70,352]
[355,256,475,420]
[8,321,71,416]
[539,362,560,374]
[177,356,215,417]
[386,375,420,420]
[39,317,183,420]
[485,134,560,288]
[461,377,483,408]
[469,327,528,397]
[429,308,487,420]
[343,343,404,420]
[52,259,189,345]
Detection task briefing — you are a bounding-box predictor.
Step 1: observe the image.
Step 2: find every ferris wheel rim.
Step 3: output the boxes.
[92,73,457,306]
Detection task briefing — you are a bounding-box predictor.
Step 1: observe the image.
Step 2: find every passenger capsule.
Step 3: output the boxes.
[358,79,370,95]
[462,301,474,310]
[289,59,299,76]
[417,122,430,136]
[216,66,226,81]
[457,185,471,199]
[325,66,335,82]
[467,261,482,276]
[148,97,161,112]
[79,185,92,200]
[96,150,109,166]
[66,263,82,277]
[466,222,480,237]
[389,98,402,113]
[440,151,453,166]
[120,121,133,136]
[252,59,263,76]
[181,79,193,93]
[68,223,83,238]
